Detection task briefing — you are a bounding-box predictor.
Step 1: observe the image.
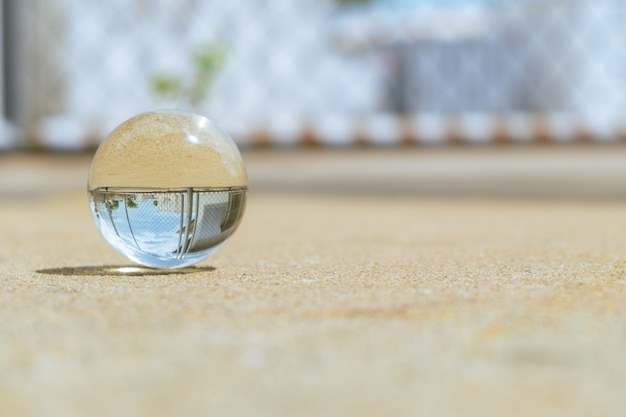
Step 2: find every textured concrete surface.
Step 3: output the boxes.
[1,147,626,417]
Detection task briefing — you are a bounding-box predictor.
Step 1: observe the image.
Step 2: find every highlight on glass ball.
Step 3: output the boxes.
[88,110,247,269]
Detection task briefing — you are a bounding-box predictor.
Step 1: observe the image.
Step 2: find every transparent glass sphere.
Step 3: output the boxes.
[88,110,247,269]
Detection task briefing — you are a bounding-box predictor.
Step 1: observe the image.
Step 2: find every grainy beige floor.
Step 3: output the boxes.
[1,147,626,417]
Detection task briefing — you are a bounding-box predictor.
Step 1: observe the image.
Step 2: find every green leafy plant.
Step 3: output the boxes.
[106,199,120,211]
[149,42,227,108]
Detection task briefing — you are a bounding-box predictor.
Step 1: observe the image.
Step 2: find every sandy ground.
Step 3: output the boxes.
[1,146,626,417]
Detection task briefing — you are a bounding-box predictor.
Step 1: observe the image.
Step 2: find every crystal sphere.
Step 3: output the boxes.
[88,110,247,269]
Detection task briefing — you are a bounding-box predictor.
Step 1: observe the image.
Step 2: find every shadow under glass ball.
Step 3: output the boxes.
[88,110,247,269]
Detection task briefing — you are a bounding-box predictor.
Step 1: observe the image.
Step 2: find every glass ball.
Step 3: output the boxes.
[88,110,247,269]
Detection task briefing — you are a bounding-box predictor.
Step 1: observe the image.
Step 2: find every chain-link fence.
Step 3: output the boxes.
[1,0,625,149]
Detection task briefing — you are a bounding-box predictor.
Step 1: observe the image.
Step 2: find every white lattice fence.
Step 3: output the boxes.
[2,0,625,149]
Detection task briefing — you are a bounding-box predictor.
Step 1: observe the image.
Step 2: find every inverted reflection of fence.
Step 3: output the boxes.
[3,0,626,148]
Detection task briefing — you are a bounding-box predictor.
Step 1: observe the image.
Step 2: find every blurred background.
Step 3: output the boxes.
[0,0,625,150]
